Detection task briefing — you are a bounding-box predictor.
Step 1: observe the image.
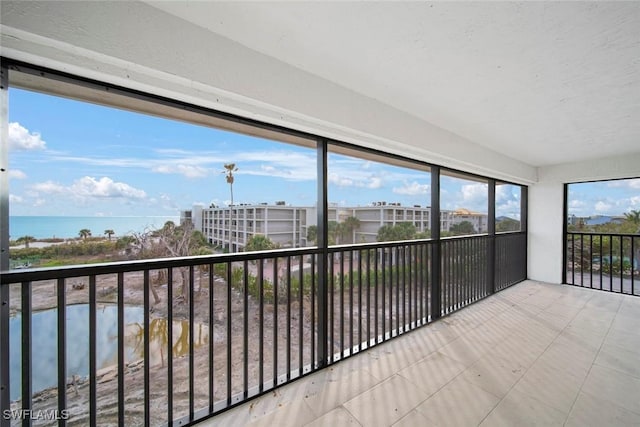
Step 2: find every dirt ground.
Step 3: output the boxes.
[8,261,417,426]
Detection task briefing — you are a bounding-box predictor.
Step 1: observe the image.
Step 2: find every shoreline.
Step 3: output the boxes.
[9,237,117,250]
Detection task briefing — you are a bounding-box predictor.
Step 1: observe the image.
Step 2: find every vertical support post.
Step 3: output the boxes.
[0,61,10,426]
[316,139,328,367]
[562,184,568,284]
[521,185,528,279]
[488,179,496,294]
[430,167,441,320]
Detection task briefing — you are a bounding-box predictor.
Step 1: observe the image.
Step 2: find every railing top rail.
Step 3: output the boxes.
[1,246,321,284]
[326,238,434,252]
[567,231,640,237]
[2,232,528,283]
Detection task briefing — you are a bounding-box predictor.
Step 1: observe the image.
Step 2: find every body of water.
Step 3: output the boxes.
[9,304,208,400]
[10,216,180,240]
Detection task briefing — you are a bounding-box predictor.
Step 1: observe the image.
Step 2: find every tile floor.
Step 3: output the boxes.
[201,280,640,426]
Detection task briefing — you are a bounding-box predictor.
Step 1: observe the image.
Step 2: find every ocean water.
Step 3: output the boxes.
[9,216,180,240]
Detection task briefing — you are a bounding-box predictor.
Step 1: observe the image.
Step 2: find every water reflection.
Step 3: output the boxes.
[126,318,209,367]
[9,304,208,400]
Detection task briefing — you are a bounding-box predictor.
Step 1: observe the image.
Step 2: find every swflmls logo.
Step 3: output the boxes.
[3,409,70,420]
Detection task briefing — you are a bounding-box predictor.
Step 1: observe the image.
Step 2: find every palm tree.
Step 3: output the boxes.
[222,163,238,206]
[104,229,115,241]
[306,225,318,245]
[342,216,361,244]
[624,210,640,228]
[16,235,36,249]
[223,163,238,252]
[79,229,92,240]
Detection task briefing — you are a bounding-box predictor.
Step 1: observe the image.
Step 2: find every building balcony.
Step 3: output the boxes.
[208,280,640,426]
[1,233,538,426]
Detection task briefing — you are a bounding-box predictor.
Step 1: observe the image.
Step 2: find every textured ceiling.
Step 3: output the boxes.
[147,1,640,167]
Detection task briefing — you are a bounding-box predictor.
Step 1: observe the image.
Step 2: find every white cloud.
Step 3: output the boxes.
[30,180,66,194]
[70,176,146,199]
[328,173,354,187]
[8,169,27,180]
[630,196,640,207]
[368,176,383,189]
[9,194,23,203]
[461,183,488,204]
[29,176,146,200]
[8,122,46,151]
[594,201,612,213]
[152,164,209,178]
[393,181,430,196]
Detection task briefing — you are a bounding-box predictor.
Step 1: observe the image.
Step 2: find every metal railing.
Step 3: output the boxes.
[566,232,639,296]
[496,232,528,292]
[1,234,526,426]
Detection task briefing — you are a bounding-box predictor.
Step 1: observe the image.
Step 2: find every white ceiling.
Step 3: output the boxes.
[147,1,640,168]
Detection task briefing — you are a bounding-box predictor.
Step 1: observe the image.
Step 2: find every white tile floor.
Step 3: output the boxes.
[201,280,640,426]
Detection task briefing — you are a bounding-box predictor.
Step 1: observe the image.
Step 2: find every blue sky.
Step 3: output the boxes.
[8,87,532,219]
[568,180,640,217]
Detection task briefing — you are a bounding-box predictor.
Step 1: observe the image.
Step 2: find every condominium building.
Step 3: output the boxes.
[184,202,470,250]
[451,208,489,233]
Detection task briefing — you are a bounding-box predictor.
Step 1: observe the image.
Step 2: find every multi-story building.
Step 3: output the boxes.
[184,202,466,249]
[187,203,307,252]
[451,208,489,233]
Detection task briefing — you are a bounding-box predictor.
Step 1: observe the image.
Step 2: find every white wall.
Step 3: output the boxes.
[528,153,640,284]
[528,183,565,283]
[0,0,536,185]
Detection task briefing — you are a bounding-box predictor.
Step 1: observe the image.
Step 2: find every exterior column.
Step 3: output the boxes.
[316,139,328,367]
[488,179,496,294]
[0,62,10,424]
[430,166,441,320]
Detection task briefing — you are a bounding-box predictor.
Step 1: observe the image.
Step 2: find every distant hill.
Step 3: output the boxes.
[585,215,624,226]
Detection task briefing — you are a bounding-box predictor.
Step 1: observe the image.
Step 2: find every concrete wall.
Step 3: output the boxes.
[528,154,640,284]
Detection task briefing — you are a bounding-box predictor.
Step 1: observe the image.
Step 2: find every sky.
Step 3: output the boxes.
[568,179,640,218]
[7,87,536,219]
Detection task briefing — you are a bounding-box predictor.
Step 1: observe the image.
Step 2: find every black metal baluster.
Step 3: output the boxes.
[339,252,344,358]
[381,248,386,341]
[609,235,613,292]
[396,246,401,334]
[620,236,624,293]
[118,272,125,427]
[57,278,66,427]
[571,234,575,285]
[349,252,354,355]
[189,266,195,419]
[243,261,249,397]
[589,235,594,289]
[89,275,97,427]
[143,270,150,427]
[258,259,264,392]
[580,234,584,287]
[273,258,278,385]
[329,253,335,361]
[206,265,212,412]
[358,249,362,350]
[310,255,315,369]
[366,249,371,347]
[632,237,636,296]
[389,246,394,338]
[21,281,32,427]
[286,256,291,379]
[375,248,379,343]
[599,236,603,290]
[298,255,304,375]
